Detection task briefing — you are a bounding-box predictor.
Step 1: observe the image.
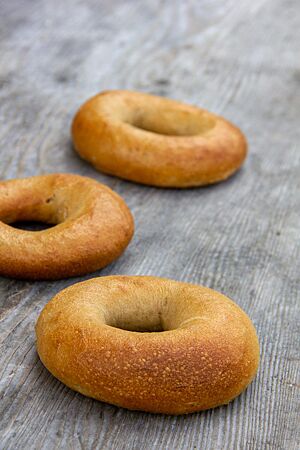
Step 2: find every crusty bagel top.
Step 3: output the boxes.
[36,276,259,414]
[72,90,247,187]
[0,174,134,279]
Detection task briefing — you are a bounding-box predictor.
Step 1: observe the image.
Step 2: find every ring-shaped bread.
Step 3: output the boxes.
[36,276,259,414]
[72,90,247,188]
[0,174,134,279]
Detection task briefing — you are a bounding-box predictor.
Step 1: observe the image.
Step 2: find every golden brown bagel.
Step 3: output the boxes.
[36,276,259,414]
[72,90,247,188]
[0,174,134,279]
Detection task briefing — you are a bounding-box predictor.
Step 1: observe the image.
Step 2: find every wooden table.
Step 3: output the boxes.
[0,1,299,448]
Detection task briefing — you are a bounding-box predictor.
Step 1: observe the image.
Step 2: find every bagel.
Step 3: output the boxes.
[0,174,134,279]
[36,276,259,414]
[72,90,247,188]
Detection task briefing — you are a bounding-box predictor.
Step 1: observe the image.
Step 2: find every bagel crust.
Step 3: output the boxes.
[0,174,134,279]
[36,276,259,414]
[72,90,247,188]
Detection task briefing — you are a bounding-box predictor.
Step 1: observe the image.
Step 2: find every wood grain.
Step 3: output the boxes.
[0,0,299,449]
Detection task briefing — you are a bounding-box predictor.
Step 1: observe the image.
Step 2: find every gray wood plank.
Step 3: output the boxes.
[0,0,299,449]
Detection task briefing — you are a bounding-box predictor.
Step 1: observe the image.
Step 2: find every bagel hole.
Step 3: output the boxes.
[10,221,55,231]
[110,323,165,333]
[108,313,166,333]
[128,110,216,136]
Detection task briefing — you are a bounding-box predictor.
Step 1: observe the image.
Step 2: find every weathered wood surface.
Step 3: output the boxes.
[0,0,299,449]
